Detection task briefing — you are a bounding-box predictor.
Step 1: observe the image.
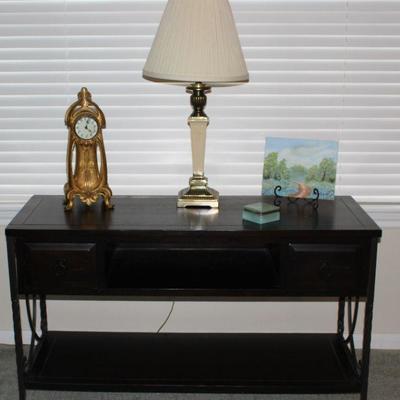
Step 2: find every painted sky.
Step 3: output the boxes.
[264,137,338,169]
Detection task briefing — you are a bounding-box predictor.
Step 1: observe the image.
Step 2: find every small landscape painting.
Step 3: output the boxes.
[262,137,338,200]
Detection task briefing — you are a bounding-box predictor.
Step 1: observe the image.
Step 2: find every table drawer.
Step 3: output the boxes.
[20,243,97,294]
[286,243,363,295]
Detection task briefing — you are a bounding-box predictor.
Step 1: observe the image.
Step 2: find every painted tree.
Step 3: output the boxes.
[305,165,319,182]
[318,158,336,182]
[263,152,278,179]
[290,164,307,179]
[277,159,290,180]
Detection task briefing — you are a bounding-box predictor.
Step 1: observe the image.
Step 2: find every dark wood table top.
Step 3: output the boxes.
[6,195,381,237]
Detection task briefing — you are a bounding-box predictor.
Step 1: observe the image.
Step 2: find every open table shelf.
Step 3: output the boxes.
[26,331,361,394]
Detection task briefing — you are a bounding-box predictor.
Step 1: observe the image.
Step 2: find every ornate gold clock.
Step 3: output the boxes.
[64,87,113,210]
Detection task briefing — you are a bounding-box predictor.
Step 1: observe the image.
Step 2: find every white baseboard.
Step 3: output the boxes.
[354,334,400,350]
[1,331,400,349]
[0,330,31,345]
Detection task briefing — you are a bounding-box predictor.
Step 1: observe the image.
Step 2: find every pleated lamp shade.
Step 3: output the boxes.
[143,0,249,86]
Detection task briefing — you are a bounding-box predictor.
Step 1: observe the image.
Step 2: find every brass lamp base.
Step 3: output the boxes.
[177,175,219,208]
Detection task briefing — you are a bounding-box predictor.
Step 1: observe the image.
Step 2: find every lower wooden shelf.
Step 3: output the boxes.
[26,331,361,394]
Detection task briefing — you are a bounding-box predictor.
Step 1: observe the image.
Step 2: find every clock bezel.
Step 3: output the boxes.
[73,113,100,142]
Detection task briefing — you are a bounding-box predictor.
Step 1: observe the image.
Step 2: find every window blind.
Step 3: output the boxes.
[0,0,399,226]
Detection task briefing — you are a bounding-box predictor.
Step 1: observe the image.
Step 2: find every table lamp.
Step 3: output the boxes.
[143,0,249,208]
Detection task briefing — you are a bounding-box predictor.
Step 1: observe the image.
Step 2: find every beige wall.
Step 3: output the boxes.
[1,226,399,348]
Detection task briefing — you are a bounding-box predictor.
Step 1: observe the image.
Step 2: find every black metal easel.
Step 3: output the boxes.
[273,185,320,209]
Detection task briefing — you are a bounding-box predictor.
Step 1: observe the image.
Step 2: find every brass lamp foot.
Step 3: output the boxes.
[177,175,219,208]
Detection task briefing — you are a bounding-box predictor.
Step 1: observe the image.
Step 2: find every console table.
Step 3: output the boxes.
[6,195,381,400]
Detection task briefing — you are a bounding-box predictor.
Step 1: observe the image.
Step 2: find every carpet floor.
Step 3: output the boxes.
[0,345,399,400]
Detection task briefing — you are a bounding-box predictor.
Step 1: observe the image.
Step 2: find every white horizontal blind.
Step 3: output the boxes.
[0,0,399,226]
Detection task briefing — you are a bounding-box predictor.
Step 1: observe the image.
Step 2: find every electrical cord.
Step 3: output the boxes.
[157,301,175,333]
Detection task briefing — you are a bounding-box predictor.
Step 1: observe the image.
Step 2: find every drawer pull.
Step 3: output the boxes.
[320,261,328,270]
[319,261,334,280]
[53,259,68,277]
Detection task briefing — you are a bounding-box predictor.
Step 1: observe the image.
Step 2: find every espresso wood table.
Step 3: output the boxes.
[6,195,381,400]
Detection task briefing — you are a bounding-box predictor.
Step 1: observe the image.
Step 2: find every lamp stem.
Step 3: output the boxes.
[176,82,219,208]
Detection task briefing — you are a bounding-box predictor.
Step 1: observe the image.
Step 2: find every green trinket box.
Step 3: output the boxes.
[242,202,280,225]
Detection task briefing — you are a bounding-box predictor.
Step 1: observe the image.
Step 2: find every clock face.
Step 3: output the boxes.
[74,116,98,140]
